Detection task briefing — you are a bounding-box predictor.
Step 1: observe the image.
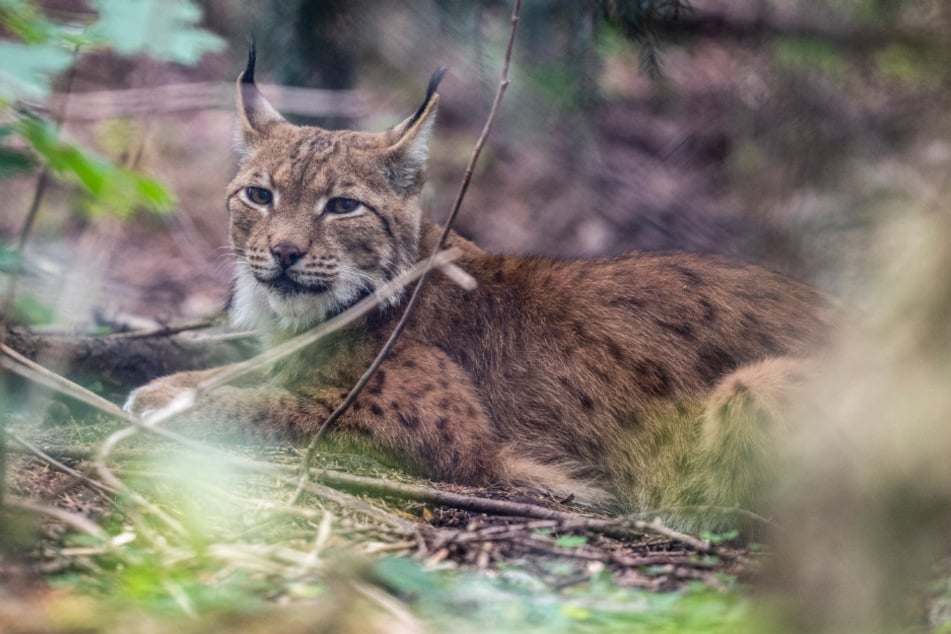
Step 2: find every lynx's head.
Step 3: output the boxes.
[228,44,444,334]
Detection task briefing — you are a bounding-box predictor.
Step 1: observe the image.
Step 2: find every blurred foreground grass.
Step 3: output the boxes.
[1,410,755,634]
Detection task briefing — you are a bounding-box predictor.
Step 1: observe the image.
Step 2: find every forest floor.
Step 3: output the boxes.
[1,403,755,633]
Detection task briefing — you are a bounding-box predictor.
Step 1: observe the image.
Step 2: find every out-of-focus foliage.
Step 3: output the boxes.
[0,0,87,101]
[15,113,173,217]
[373,557,751,633]
[88,0,225,65]
[0,0,225,220]
[0,123,34,177]
[0,38,76,102]
[0,0,224,327]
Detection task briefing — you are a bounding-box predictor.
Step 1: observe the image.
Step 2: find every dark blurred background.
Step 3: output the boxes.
[3,0,951,325]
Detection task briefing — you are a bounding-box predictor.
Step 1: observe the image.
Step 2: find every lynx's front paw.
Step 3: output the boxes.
[124,381,182,417]
[123,371,207,417]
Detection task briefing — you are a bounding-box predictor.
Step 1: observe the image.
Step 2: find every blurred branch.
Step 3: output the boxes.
[5,430,118,495]
[6,496,109,543]
[0,341,417,535]
[309,468,742,560]
[3,325,252,398]
[38,82,369,121]
[160,248,468,420]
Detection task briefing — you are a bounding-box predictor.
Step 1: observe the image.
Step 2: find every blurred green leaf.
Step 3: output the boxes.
[0,243,22,272]
[0,122,36,175]
[0,0,85,45]
[374,557,438,599]
[701,529,739,545]
[554,535,588,549]
[12,293,55,325]
[0,39,75,101]
[88,0,225,65]
[16,115,175,216]
[0,135,35,176]
[374,557,752,633]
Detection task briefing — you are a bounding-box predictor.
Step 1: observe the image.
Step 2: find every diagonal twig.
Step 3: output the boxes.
[6,495,110,543]
[4,430,118,496]
[0,342,418,534]
[289,0,523,505]
[137,247,467,431]
[300,467,746,562]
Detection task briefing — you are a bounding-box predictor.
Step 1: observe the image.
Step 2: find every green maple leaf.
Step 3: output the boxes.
[88,0,225,65]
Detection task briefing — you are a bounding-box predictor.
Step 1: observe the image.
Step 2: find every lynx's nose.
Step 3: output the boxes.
[271,242,303,270]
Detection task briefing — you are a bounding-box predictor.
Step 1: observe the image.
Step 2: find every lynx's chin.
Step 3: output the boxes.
[231,263,328,333]
[230,261,396,335]
[266,273,330,297]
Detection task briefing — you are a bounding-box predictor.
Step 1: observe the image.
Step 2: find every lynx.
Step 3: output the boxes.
[126,47,835,528]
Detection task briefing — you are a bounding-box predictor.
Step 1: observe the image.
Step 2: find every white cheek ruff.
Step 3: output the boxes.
[231,263,325,332]
[232,260,385,334]
[231,263,278,331]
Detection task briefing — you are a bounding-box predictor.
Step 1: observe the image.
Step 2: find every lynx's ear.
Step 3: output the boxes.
[384,67,446,195]
[235,40,288,151]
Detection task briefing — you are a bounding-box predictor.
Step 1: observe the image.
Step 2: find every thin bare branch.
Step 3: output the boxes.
[4,431,118,495]
[139,248,464,431]
[6,495,109,542]
[0,343,417,534]
[305,467,745,561]
[290,0,523,505]
[1,342,236,456]
[2,344,130,416]
[313,469,582,521]
[38,82,367,121]
[106,318,220,340]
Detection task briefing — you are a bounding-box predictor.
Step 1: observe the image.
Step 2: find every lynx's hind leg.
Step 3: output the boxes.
[695,357,813,529]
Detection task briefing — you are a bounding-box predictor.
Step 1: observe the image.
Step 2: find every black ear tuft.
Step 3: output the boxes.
[242,37,257,85]
[408,66,447,127]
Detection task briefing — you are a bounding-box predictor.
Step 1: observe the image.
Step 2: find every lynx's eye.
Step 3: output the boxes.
[245,186,273,206]
[324,197,362,215]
